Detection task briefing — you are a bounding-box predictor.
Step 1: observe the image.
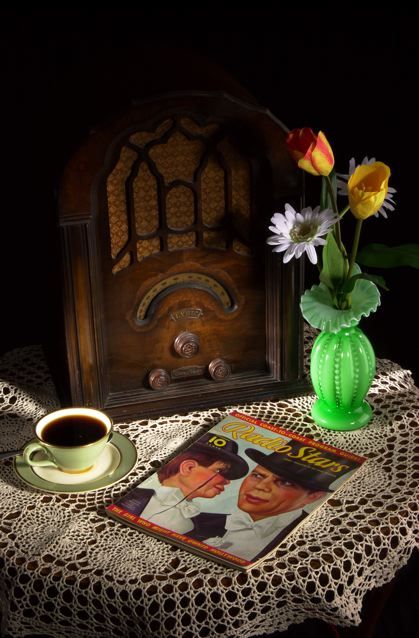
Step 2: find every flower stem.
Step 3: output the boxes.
[325,175,345,256]
[348,219,363,279]
[339,205,350,218]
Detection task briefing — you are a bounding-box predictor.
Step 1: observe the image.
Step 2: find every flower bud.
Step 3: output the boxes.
[286,128,334,176]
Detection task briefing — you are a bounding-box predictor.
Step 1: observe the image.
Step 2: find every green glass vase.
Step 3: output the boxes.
[310,325,375,431]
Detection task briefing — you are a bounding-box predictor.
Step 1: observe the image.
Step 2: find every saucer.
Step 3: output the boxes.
[14,432,137,493]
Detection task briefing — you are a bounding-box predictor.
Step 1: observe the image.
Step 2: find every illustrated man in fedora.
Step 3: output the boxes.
[116,433,248,535]
[189,442,347,561]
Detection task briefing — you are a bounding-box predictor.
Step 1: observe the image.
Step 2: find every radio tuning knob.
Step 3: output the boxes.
[148,368,171,390]
[173,331,200,358]
[208,358,231,382]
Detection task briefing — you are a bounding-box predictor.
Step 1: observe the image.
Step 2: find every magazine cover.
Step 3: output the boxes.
[106,411,367,570]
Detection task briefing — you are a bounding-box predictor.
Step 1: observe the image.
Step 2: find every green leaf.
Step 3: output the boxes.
[362,273,389,290]
[340,272,389,294]
[320,232,348,292]
[357,244,419,269]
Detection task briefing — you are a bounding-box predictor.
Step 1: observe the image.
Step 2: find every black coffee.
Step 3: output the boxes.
[41,415,108,446]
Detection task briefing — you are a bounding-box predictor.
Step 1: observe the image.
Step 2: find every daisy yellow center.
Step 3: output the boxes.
[290,221,318,243]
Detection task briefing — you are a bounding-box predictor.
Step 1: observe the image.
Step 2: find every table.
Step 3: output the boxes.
[0,342,418,638]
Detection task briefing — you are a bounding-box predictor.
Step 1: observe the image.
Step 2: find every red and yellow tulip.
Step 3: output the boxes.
[286,128,334,177]
[348,162,391,220]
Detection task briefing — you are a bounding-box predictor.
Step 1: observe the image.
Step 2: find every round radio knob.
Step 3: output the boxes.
[173,331,200,358]
[208,358,231,382]
[148,368,171,391]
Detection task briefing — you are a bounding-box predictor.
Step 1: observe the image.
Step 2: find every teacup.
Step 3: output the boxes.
[23,407,113,473]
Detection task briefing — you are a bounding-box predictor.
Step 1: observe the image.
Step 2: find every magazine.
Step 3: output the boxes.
[106,411,366,570]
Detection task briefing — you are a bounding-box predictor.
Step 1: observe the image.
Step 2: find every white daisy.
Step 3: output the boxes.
[267,204,338,265]
[336,156,396,218]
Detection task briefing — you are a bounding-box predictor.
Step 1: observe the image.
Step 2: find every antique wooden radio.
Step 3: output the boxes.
[58,91,308,418]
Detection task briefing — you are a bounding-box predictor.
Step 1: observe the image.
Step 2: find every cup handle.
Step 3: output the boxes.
[23,442,57,468]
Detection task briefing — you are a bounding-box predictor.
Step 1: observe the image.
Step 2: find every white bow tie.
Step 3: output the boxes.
[176,500,201,519]
[225,510,259,533]
[225,508,303,538]
[153,492,201,518]
[150,486,201,520]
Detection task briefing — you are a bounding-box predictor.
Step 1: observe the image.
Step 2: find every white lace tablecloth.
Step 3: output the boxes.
[0,344,418,638]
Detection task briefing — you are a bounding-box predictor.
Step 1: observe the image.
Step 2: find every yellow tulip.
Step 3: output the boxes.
[348,162,391,220]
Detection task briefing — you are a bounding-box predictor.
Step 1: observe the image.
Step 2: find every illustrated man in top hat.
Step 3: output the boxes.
[189,441,349,561]
[116,433,248,535]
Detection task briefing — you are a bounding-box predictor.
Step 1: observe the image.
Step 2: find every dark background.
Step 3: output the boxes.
[1,5,418,382]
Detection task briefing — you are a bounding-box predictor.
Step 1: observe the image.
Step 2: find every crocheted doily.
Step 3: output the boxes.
[0,340,418,638]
